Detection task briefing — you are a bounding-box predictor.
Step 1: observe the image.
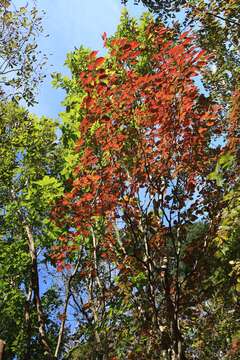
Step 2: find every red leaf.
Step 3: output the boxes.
[95,57,105,67]
[198,127,207,134]
[89,50,98,60]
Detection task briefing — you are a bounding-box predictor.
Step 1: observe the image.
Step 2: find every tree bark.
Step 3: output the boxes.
[24,223,53,359]
[11,190,53,358]
[23,286,32,360]
[54,254,81,359]
[0,340,6,360]
[164,265,186,360]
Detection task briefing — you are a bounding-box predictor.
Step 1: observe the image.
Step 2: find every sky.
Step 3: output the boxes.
[27,0,145,119]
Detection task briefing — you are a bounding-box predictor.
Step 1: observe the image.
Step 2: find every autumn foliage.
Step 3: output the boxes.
[48,23,226,358]
[1,3,240,358]
[52,25,219,256]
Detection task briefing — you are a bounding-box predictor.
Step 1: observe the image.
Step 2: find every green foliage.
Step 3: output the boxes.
[0,101,63,358]
[121,0,186,18]
[0,1,47,105]
[52,47,91,181]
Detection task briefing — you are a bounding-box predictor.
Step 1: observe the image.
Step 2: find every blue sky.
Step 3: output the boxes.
[27,0,145,119]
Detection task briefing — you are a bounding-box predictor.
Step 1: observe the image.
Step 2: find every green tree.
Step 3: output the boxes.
[0,0,47,105]
[0,102,63,359]
[203,92,240,358]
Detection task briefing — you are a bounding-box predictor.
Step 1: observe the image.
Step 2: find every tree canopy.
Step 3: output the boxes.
[0,3,239,360]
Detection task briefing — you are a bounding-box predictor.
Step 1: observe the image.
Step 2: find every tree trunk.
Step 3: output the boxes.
[54,254,81,359]
[0,340,6,360]
[23,287,32,360]
[24,223,53,359]
[164,266,186,360]
[171,313,186,360]
[12,191,53,358]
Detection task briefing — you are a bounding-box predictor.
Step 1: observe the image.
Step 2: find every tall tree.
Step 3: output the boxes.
[52,15,227,359]
[0,102,63,359]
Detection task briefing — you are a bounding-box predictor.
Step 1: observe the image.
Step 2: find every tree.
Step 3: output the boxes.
[121,0,240,103]
[204,89,240,359]
[52,15,226,358]
[122,0,186,17]
[1,4,239,358]
[117,4,240,356]
[0,0,46,105]
[0,102,64,359]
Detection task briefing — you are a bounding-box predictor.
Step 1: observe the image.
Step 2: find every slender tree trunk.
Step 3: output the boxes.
[12,191,52,358]
[90,227,103,350]
[24,223,53,359]
[54,254,81,359]
[23,286,33,360]
[164,266,186,360]
[54,287,70,359]
[171,313,185,360]
[0,340,6,360]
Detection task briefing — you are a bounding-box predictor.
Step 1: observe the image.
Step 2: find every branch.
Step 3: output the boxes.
[54,253,82,359]
[10,190,53,358]
[24,223,53,359]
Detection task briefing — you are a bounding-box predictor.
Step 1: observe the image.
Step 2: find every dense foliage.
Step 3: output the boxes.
[0,2,239,360]
[122,0,240,102]
[0,102,64,359]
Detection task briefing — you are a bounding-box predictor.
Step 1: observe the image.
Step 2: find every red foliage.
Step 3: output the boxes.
[52,24,219,265]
